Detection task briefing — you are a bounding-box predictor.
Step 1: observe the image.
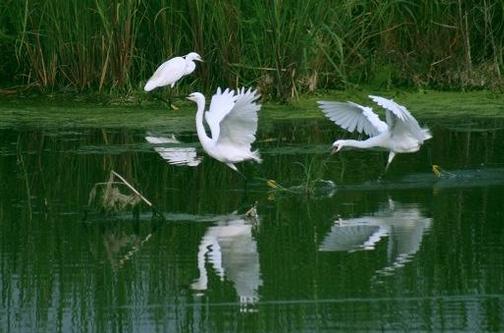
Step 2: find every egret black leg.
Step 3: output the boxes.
[236,169,247,180]
[152,91,170,106]
[385,152,396,173]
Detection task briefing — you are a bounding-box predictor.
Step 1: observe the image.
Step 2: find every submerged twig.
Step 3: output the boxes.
[87,170,164,221]
[111,171,152,207]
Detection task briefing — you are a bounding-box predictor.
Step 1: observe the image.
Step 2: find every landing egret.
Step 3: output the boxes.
[318,95,432,170]
[144,52,203,91]
[186,87,262,173]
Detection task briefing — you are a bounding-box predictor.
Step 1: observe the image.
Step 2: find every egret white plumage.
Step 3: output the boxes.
[144,52,203,92]
[186,87,262,173]
[318,95,432,170]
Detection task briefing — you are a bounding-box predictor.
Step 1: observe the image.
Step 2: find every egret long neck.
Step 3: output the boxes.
[342,138,378,149]
[195,97,213,149]
[184,60,196,75]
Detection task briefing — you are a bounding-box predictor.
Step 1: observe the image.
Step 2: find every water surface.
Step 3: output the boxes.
[1,101,503,332]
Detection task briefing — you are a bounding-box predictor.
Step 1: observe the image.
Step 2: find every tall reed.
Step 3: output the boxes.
[0,0,503,98]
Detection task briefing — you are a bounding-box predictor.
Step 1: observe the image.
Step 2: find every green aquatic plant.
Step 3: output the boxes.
[266,158,334,198]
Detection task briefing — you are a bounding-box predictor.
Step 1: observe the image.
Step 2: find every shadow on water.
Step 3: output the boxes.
[1,114,504,332]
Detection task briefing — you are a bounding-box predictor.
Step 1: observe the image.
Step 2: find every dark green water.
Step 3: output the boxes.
[1,105,504,332]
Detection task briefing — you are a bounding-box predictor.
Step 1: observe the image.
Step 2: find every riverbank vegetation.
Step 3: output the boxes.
[1,1,503,100]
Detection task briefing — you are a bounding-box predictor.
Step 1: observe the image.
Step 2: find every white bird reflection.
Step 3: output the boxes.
[319,199,431,274]
[191,208,262,307]
[145,133,202,166]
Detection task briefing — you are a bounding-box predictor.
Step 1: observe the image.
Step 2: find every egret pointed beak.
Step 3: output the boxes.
[331,146,339,154]
[331,142,343,154]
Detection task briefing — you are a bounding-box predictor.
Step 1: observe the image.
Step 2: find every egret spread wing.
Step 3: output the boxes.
[144,57,186,91]
[317,101,387,137]
[145,134,178,144]
[146,134,202,167]
[216,88,261,148]
[205,87,238,141]
[368,95,428,142]
[319,224,383,252]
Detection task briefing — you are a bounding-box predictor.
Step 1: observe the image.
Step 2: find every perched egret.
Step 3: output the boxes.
[318,95,432,170]
[144,52,203,92]
[145,133,202,167]
[186,87,262,173]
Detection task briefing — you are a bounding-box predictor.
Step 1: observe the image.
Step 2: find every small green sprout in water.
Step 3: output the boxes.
[265,159,335,198]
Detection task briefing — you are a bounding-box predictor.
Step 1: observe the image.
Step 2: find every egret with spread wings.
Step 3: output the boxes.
[186,87,262,173]
[318,95,431,170]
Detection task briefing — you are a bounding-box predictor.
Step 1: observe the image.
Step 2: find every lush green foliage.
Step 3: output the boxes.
[0,0,503,99]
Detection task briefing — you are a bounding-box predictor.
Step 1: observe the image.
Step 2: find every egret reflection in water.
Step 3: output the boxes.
[319,199,432,274]
[191,208,262,306]
[145,133,202,166]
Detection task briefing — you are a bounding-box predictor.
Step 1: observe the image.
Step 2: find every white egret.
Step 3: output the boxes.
[186,87,262,173]
[145,133,202,167]
[144,52,203,92]
[318,95,432,170]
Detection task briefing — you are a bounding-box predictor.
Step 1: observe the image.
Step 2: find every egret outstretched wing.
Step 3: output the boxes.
[144,57,186,91]
[146,134,202,167]
[205,87,238,141]
[145,134,178,145]
[368,95,429,142]
[318,101,387,137]
[216,88,261,148]
[319,224,385,252]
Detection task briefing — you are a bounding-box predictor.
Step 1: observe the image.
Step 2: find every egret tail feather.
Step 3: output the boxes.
[144,81,156,92]
[226,163,239,172]
[422,128,432,141]
[251,150,262,163]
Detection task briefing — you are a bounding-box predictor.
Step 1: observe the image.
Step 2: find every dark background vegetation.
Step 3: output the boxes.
[0,0,503,100]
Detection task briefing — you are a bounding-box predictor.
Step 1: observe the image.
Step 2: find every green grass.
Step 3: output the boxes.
[1,91,503,131]
[0,1,503,99]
